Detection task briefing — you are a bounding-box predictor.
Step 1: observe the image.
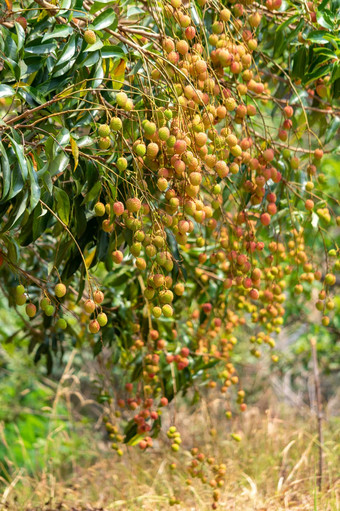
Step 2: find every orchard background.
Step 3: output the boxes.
[0,0,339,509]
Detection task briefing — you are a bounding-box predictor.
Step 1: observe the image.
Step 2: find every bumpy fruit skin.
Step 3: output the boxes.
[94,202,106,216]
[116,92,128,107]
[112,250,123,263]
[44,305,55,316]
[97,312,108,326]
[16,284,25,295]
[126,198,142,213]
[98,137,111,150]
[135,143,146,157]
[102,219,114,233]
[116,157,128,172]
[55,283,67,298]
[162,304,173,318]
[113,201,124,215]
[89,319,100,333]
[84,30,96,45]
[325,273,336,286]
[16,294,27,306]
[110,117,122,131]
[84,299,96,314]
[152,306,162,318]
[98,124,110,137]
[174,283,184,296]
[16,16,27,30]
[26,303,36,318]
[93,290,104,304]
[56,318,67,329]
[260,213,271,226]
[40,297,50,310]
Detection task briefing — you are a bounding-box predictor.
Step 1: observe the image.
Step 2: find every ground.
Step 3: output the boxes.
[1,405,339,511]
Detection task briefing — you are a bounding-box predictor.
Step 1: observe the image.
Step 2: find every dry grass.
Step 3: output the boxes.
[1,403,339,511]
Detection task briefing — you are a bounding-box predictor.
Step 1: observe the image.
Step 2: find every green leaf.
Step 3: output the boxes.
[316,10,334,29]
[25,42,57,54]
[325,116,340,144]
[48,153,69,175]
[0,141,11,200]
[56,34,77,66]
[276,14,299,33]
[0,85,16,98]
[126,434,145,447]
[292,47,307,79]
[54,187,70,225]
[42,26,73,41]
[91,8,117,31]
[101,45,126,59]
[83,181,102,204]
[27,160,41,211]
[85,39,104,52]
[0,191,28,234]
[7,134,28,180]
[304,63,333,85]
[307,31,340,45]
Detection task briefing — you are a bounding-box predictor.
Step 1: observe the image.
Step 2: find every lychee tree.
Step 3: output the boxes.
[0,0,339,502]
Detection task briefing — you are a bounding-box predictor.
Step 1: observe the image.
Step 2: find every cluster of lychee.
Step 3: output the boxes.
[14,282,68,329]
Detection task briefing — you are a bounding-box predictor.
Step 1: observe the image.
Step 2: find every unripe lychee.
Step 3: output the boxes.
[26,303,36,318]
[263,148,274,162]
[146,142,159,159]
[225,98,236,111]
[44,305,55,316]
[55,283,67,298]
[89,319,100,334]
[98,137,111,150]
[220,8,231,21]
[124,99,134,111]
[174,283,184,296]
[84,30,96,45]
[136,257,146,270]
[116,157,128,172]
[97,312,108,326]
[102,219,114,233]
[325,273,336,286]
[16,284,25,295]
[176,40,189,55]
[314,148,323,160]
[174,139,187,155]
[84,299,96,313]
[57,318,67,329]
[283,105,293,118]
[126,198,142,213]
[98,124,110,137]
[16,294,27,306]
[110,117,123,131]
[134,143,146,157]
[40,297,50,310]
[152,306,162,318]
[94,202,106,216]
[163,38,175,53]
[162,304,173,318]
[93,290,104,304]
[158,127,170,141]
[116,92,128,107]
[112,250,123,263]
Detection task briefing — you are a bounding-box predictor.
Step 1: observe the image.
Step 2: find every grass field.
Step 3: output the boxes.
[1,402,339,511]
